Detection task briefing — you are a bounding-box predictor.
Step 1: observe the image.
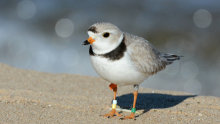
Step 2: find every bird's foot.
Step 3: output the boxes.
[103,109,122,118]
[121,113,135,120]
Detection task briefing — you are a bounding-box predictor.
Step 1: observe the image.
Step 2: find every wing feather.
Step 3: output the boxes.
[123,33,168,75]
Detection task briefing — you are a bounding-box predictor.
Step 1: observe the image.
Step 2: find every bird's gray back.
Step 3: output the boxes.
[123,32,168,75]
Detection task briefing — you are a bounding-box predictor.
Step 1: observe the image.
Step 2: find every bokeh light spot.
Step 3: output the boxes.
[181,61,198,79]
[162,61,180,78]
[193,9,212,28]
[55,19,74,37]
[184,79,202,95]
[17,0,36,19]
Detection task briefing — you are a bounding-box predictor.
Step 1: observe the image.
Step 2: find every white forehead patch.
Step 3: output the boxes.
[88,31,96,38]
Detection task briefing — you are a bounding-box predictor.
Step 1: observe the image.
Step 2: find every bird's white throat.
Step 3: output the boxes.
[91,34,123,54]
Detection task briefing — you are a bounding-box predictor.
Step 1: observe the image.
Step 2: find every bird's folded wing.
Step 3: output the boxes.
[124,33,168,75]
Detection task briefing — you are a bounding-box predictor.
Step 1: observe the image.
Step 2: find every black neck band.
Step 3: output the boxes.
[89,34,126,61]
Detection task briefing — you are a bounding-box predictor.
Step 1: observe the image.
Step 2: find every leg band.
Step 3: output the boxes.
[112,100,117,109]
[112,104,117,109]
[131,108,136,113]
[112,100,117,104]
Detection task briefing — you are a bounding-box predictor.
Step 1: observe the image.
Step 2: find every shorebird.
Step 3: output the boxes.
[83,22,181,119]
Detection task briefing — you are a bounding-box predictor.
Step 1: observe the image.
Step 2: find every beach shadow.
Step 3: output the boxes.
[116,93,196,117]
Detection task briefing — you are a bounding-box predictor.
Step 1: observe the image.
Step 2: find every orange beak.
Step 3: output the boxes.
[82,37,95,45]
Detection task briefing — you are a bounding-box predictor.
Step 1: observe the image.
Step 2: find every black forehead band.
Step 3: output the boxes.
[88,26,99,33]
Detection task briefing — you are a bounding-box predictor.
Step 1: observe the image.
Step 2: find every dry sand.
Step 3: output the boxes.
[0,63,219,124]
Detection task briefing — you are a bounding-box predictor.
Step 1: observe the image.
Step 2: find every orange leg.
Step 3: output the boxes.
[122,90,138,119]
[103,84,122,118]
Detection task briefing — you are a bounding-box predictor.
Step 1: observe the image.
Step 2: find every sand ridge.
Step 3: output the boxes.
[0,63,220,123]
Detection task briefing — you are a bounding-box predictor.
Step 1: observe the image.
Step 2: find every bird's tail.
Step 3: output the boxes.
[162,53,183,65]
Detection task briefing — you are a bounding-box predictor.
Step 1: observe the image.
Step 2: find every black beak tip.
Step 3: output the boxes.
[82,40,90,45]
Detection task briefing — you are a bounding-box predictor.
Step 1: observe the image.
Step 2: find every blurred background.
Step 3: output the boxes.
[0,0,220,97]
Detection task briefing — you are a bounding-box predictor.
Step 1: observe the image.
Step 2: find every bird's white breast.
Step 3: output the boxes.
[90,52,148,86]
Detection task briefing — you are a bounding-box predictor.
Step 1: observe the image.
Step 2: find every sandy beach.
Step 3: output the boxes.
[0,63,219,123]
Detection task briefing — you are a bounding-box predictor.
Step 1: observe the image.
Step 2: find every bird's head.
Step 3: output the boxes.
[83,22,123,54]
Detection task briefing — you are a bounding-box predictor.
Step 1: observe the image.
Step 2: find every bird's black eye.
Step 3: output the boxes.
[103,32,110,38]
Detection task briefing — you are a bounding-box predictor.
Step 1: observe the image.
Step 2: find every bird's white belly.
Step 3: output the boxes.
[90,53,148,86]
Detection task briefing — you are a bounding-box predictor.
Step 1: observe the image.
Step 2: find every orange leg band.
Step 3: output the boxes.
[109,83,117,90]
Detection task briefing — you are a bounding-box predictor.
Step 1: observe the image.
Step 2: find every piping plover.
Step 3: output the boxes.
[83,22,181,119]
